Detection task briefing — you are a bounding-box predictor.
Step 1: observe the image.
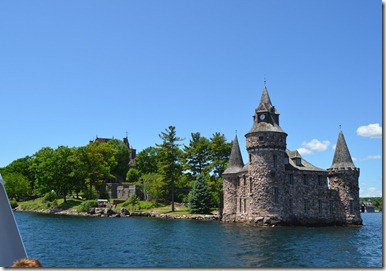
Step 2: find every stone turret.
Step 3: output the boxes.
[245,86,288,224]
[328,131,362,225]
[223,135,245,222]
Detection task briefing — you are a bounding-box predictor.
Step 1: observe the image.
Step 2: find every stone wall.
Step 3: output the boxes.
[328,168,362,225]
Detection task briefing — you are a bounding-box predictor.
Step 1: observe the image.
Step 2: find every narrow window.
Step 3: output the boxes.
[318,175,323,186]
[350,200,354,214]
[239,198,242,213]
[303,174,308,185]
[259,136,264,142]
[274,187,279,203]
[243,198,247,213]
[318,200,322,214]
[243,175,246,186]
[249,177,252,193]
[329,200,334,215]
[288,174,293,185]
[273,154,277,169]
[249,153,252,162]
[304,199,309,213]
[289,199,293,213]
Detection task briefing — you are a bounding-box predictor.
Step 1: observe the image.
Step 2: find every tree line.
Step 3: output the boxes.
[0,126,232,212]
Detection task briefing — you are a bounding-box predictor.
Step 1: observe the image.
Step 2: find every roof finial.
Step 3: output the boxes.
[339,124,342,131]
[264,75,266,87]
[235,129,237,136]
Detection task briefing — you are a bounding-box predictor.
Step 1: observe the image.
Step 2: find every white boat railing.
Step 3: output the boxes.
[0,174,27,267]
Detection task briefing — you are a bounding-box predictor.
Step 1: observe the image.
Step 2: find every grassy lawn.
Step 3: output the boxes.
[18,198,83,211]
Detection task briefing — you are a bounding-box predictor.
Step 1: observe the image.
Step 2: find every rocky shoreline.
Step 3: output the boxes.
[14,207,220,221]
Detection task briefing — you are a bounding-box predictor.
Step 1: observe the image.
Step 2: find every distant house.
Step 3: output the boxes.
[106,183,143,200]
[360,200,375,213]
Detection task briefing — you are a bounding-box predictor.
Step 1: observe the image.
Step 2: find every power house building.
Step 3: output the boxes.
[222,87,362,226]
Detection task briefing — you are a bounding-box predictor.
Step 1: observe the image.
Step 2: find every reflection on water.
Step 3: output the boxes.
[14,212,382,268]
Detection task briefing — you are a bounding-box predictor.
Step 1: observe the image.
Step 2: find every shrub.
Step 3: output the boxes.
[77,200,98,212]
[122,195,141,211]
[139,201,159,210]
[10,199,18,209]
[43,191,57,203]
[46,199,58,209]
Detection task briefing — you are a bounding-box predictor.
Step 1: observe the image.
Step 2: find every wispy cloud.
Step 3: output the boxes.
[362,187,382,197]
[357,123,382,138]
[357,155,382,161]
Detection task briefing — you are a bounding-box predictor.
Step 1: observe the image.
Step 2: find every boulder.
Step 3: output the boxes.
[120,208,130,216]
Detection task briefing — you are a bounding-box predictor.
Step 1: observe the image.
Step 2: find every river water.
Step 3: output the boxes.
[14,212,382,268]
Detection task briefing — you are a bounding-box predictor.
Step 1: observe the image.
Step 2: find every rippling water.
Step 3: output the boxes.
[14,212,382,268]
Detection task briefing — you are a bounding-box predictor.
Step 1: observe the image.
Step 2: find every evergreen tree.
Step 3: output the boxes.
[156,126,184,211]
[189,174,212,214]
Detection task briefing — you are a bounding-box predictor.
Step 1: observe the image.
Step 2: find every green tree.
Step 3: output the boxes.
[126,168,140,183]
[208,133,232,211]
[1,156,35,191]
[140,173,166,201]
[134,147,159,175]
[3,172,31,201]
[183,132,211,176]
[108,139,131,181]
[80,141,118,199]
[30,147,56,196]
[156,126,184,211]
[52,146,78,202]
[189,174,212,214]
[209,132,232,178]
[69,147,88,198]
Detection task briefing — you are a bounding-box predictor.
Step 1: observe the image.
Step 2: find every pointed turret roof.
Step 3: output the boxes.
[256,86,279,114]
[247,86,285,134]
[223,135,244,174]
[330,131,356,169]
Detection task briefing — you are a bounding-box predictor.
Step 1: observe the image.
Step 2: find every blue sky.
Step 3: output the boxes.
[0,1,382,197]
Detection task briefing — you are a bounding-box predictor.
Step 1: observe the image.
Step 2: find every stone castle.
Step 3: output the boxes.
[222,86,362,226]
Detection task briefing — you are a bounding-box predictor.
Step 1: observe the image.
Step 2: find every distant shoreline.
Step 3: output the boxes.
[13,207,220,221]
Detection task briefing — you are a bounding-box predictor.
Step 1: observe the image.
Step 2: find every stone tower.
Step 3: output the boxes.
[328,131,362,225]
[245,86,288,223]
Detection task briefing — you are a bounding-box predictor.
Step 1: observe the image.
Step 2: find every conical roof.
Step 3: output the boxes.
[330,131,356,169]
[247,86,285,134]
[256,86,280,114]
[223,135,244,174]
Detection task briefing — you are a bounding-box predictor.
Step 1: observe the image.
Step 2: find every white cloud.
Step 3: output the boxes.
[356,123,382,138]
[297,148,313,155]
[363,187,382,197]
[302,139,330,152]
